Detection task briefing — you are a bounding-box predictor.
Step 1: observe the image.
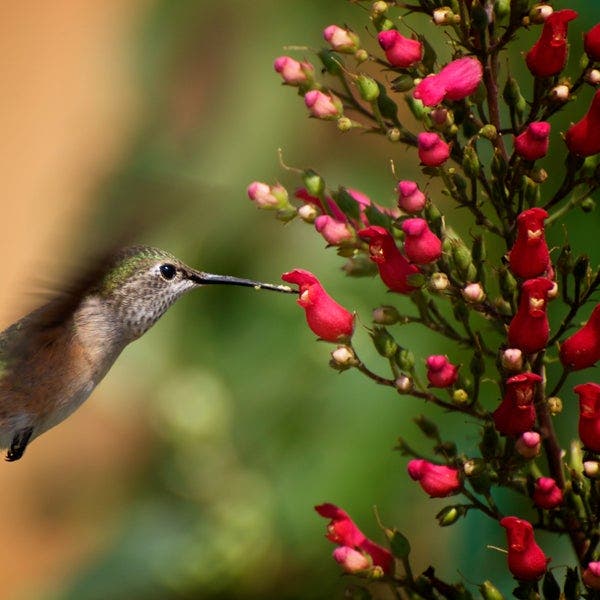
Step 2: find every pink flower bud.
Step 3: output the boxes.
[332,546,371,573]
[508,208,550,279]
[462,283,485,303]
[560,304,600,370]
[281,269,355,342]
[525,9,578,78]
[304,90,343,119]
[314,215,354,245]
[426,355,459,388]
[358,226,420,294]
[583,562,600,590]
[584,460,600,478]
[417,132,450,167]
[565,89,600,157]
[500,516,548,581]
[585,23,600,62]
[401,218,442,264]
[247,181,289,209]
[507,278,554,354]
[315,503,393,574]
[493,373,542,437]
[514,122,551,161]
[533,477,563,509]
[515,431,541,458]
[502,348,524,372]
[377,30,423,68]
[397,180,427,213]
[273,56,314,85]
[323,25,360,53]
[413,57,483,106]
[407,459,461,497]
[575,383,600,452]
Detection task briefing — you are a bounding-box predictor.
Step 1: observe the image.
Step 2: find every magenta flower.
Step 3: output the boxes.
[426,355,459,388]
[514,122,551,161]
[532,477,563,510]
[401,218,442,264]
[493,373,541,437]
[323,25,360,53]
[377,30,423,68]
[417,132,450,167]
[397,180,426,213]
[583,562,600,590]
[304,90,343,119]
[314,215,354,245]
[273,56,314,85]
[407,459,461,497]
[413,57,483,106]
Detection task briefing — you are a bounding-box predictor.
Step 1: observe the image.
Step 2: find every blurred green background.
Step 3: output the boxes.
[0,1,599,599]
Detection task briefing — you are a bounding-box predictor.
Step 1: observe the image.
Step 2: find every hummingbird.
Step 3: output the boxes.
[0,245,295,462]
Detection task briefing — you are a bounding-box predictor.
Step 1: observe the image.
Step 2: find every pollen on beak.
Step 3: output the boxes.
[527,228,542,241]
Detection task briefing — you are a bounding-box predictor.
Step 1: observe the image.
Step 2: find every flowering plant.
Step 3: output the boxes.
[250,1,600,597]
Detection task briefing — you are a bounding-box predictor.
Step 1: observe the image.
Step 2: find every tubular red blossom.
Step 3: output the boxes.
[525,9,578,78]
[508,208,550,279]
[533,477,563,510]
[583,562,600,590]
[514,122,551,161]
[314,215,354,245]
[315,503,393,574]
[304,90,343,119]
[507,278,554,354]
[493,373,542,437]
[500,516,548,581]
[413,57,483,106]
[281,269,354,342]
[401,218,442,264]
[417,132,450,167]
[397,180,427,213]
[358,226,420,294]
[407,459,461,497]
[574,383,600,452]
[560,304,600,370]
[565,89,600,157]
[377,29,423,68]
[273,56,314,85]
[323,25,360,53]
[426,355,459,388]
[584,23,600,62]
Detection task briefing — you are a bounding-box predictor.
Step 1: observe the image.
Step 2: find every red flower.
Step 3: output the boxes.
[315,503,393,574]
[377,30,422,68]
[507,278,554,354]
[314,215,354,245]
[426,355,459,388]
[532,477,563,510]
[525,9,578,78]
[281,269,354,342]
[508,208,550,279]
[407,459,461,497]
[560,304,600,371]
[500,516,548,581]
[565,89,600,157]
[583,562,600,590]
[417,132,451,167]
[514,122,551,161]
[493,373,542,437]
[401,218,442,264]
[574,382,600,452]
[584,23,600,62]
[397,180,427,213]
[358,226,420,294]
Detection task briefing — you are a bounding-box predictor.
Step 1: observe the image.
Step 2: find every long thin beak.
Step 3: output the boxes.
[188,271,297,294]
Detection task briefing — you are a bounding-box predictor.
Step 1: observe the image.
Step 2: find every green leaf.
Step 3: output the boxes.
[390,530,411,558]
[364,204,392,229]
[332,187,361,220]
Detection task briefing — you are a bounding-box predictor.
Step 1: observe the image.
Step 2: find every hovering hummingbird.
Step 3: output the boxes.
[0,246,295,462]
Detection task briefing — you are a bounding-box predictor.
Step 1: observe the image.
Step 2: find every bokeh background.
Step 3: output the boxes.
[1,1,599,598]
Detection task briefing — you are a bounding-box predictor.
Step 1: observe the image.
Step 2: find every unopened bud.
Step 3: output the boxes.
[503,75,526,116]
[357,74,380,102]
[331,345,357,366]
[387,127,401,142]
[462,145,480,178]
[433,7,459,25]
[463,458,484,477]
[529,4,553,23]
[337,116,353,132]
[303,169,325,197]
[398,348,415,371]
[395,375,413,393]
[298,204,319,223]
[498,267,517,299]
[429,272,450,292]
[583,461,600,479]
[431,107,449,126]
[479,580,506,600]
[515,431,541,459]
[586,69,600,86]
[354,49,369,63]
[452,388,469,405]
[372,1,388,15]
[523,176,541,207]
[547,396,563,415]
[452,242,473,273]
[391,74,414,93]
[494,0,510,21]
[405,95,426,121]
[479,124,498,141]
[373,305,400,325]
[462,282,485,303]
[581,197,596,213]
[370,326,398,359]
[550,84,570,103]
[530,167,548,184]
[414,415,440,439]
[436,505,464,526]
[502,348,523,372]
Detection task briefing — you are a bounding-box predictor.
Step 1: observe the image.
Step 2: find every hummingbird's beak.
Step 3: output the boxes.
[188,271,298,294]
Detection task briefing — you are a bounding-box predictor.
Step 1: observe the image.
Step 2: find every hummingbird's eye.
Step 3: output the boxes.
[159,263,177,280]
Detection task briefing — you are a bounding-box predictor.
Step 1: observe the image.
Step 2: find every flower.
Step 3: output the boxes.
[515,431,541,458]
[315,503,393,574]
[407,459,461,497]
[377,30,423,68]
[525,9,578,78]
[413,57,483,106]
[500,516,548,581]
[533,477,563,509]
[397,180,427,213]
[565,89,600,157]
[493,373,542,437]
[358,226,420,294]
[314,215,354,245]
[304,90,343,119]
[281,269,354,342]
[584,23,600,62]
[273,56,314,85]
[560,304,600,370]
[401,218,442,264]
[417,132,450,167]
[323,25,360,53]
[583,562,600,590]
[247,181,290,210]
[426,355,459,388]
[574,382,600,452]
[508,208,550,279]
[507,278,554,354]
[514,122,551,161]
[332,547,371,574]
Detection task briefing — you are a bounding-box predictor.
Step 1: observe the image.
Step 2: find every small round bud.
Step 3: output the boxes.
[581,197,596,213]
[479,124,498,141]
[372,305,400,325]
[436,506,461,526]
[547,396,563,415]
[430,107,448,126]
[530,167,548,183]
[387,127,401,142]
[429,272,450,292]
[337,116,353,132]
[298,203,319,223]
[502,348,523,372]
[529,4,553,24]
[584,460,600,479]
[433,7,459,25]
[550,84,570,102]
[395,375,413,392]
[462,282,486,303]
[515,431,541,459]
[354,49,369,63]
[331,345,358,367]
[586,69,600,86]
[463,458,484,477]
[452,388,469,405]
[372,1,388,15]
[479,580,505,600]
